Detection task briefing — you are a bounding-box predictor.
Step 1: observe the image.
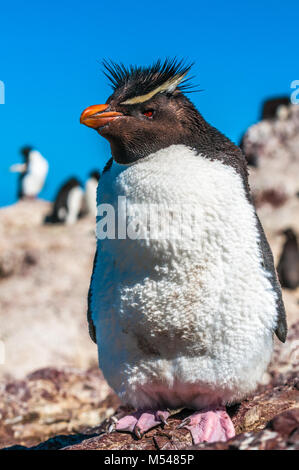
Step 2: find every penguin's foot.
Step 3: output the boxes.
[178,407,235,445]
[115,409,170,439]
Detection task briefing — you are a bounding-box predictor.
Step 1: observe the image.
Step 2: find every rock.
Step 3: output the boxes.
[267,408,299,437]
[269,322,299,384]
[1,372,297,450]
[0,200,98,379]
[60,379,298,450]
[4,432,99,451]
[0,367,119,449]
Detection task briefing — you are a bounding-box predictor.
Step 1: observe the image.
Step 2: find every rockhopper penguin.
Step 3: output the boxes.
[261,96,290,121]
[10,146,48,199]
[80,59,287,444]
[44,177,84,225]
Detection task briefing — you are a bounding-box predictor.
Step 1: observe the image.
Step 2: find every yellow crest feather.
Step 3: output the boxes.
[121,72,188,105]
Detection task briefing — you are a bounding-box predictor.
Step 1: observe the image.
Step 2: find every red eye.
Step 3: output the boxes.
[143,110,153,118]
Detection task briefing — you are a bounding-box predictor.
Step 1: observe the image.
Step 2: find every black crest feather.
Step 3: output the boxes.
[102,58,196,102]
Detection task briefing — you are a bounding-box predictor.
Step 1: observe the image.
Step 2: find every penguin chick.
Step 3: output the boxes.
[277,228,299,289]
[80,59,287,444]
[85,170,101,216]
[44,177,84,225]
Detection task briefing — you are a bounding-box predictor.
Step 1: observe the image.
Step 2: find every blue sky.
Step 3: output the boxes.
[0,0,297,206]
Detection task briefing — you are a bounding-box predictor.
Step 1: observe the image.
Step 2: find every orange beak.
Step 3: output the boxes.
[80,104,123,129]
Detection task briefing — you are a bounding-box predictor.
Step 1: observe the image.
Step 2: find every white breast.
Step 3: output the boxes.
[22,151,49,197]
[91,145,278,409]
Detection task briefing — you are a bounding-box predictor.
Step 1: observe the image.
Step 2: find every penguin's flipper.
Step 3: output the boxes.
[10,163,27,173]
[87,248,98,343]
[255,214,287,343]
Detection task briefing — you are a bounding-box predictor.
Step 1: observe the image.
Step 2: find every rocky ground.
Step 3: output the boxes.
[0,106,298,450]
[0,200,98,379]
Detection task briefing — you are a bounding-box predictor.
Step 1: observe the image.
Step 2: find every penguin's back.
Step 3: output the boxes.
[91,145,279,409]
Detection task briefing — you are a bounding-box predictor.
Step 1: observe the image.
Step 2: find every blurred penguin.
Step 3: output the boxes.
[239,134,258,167]
[10,146,49,199]
[277,228,299,290]
[85,170,101,216]
[44,177,84,225]
[261,97,290,121]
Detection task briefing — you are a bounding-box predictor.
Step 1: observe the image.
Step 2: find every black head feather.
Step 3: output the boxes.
[87,58,244,171]
[102,58,196,103]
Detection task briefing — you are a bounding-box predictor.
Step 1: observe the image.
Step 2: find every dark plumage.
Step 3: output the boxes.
[102,158,113,174]
[18,146,32,199]
[20,146,32,162]
[277,229,299,290]
[44,177,83,224]
[261,97,290,120]
[89,170,101,181]
[96,62,249,170]
[103,58,195,101]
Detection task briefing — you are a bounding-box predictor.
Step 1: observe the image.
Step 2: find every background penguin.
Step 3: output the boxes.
[84,170,101,216]
[239,133,258,167]
[239,96,291,168]
[44,177,84,225]
[277,228,299,289]
[80,58,287,444]
[261,96,290,121]
[10,146,49,199]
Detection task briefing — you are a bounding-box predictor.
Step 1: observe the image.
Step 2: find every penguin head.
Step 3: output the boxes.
[89,170,101,181]
[20,146,33,163]
[80,59,205,164]
[261,97,290,121]
[65,177,81,188]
